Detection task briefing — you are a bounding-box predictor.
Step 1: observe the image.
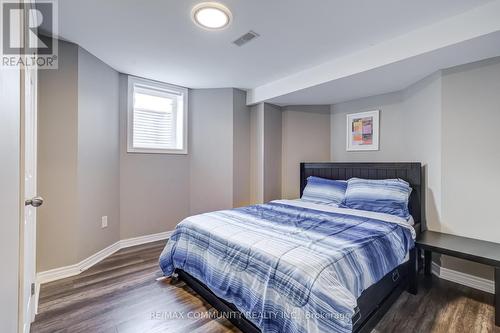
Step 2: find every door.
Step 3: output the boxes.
[21,62,39,333]
[20,4,40,331]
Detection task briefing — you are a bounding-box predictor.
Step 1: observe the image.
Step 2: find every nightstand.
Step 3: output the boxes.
[415,230,500,326]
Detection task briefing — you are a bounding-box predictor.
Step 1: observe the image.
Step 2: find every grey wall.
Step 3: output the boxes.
[38,41,121,271]
[331,92,407,161]
[233,89,252,207]
[77,47,120,259]
[118,75,190,238]
[402,73,443,229]
[250,103,331,202]
[37,39,500,287]
[120,87,250,239]
[439,58,500,278]
[0,63,21,333]
[282,105,331,199]
[39,46,253,271]
[263,104,283,202]
[250,103,284,203]
[189,88,234,215]
[38,41,79,271]
[330,58,500,281]
[250,103,264,204]
[441,58,500,243]
[331,73,443,231]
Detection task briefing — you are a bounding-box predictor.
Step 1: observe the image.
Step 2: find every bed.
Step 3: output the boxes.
[159,162,423,333]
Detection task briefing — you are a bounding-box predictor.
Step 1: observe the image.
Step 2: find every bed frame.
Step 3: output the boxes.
[174,162,424,333]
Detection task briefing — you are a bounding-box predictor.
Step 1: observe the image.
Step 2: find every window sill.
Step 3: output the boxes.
[126,148,188,155]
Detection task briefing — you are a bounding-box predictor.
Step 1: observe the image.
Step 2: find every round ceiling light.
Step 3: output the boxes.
[192,2,232,30]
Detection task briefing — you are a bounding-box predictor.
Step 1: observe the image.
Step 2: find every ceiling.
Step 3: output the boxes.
[49,0,499,105]
[265,31,500,105]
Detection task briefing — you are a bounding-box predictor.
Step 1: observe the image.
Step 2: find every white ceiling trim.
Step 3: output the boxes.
[247,0,500,105]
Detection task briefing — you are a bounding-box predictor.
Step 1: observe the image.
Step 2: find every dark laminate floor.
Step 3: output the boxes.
[32,241,499,333]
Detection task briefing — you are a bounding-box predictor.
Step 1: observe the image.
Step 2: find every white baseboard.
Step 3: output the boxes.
[36,230,173,285]
[34,282,40,317]
[119,230,173,249]
[431,262,495,294]
[35,230,173,315]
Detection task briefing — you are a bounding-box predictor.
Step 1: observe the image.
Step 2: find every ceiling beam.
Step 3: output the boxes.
[247,0,500,106]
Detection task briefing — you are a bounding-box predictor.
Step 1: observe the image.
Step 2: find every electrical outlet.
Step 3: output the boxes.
[101,216,108,228]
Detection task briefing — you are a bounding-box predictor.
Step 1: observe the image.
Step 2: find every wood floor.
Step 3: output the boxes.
[32,241,499,333]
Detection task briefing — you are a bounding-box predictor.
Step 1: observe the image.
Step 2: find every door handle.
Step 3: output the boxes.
[25,196,44,207]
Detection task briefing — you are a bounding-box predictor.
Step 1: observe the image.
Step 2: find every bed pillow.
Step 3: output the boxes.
[301,176,347,205]
[342,178,412,220]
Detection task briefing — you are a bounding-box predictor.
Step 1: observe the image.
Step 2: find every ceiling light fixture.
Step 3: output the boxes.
[192,2,232,30]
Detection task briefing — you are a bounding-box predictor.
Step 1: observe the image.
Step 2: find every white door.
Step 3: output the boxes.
[21,62,39,333]
[21,4,40,330]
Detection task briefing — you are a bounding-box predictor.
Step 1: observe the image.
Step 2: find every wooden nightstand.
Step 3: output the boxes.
[415,230,500,326]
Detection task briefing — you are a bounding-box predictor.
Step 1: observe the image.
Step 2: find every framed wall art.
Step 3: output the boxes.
[346,110,379,151]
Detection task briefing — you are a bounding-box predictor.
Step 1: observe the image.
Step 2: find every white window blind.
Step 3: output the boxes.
[127,77,188,154]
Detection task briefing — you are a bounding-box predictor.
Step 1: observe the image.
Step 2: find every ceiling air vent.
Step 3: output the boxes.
[233,31,260,47]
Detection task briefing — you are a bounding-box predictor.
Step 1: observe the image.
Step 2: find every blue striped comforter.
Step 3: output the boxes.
[159,200,415,333]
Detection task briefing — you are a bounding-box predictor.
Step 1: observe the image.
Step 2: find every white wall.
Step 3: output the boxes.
[0,65,21,333]
[282,105,331,199]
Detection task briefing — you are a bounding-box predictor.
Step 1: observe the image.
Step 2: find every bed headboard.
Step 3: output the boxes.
[300,162,424,232]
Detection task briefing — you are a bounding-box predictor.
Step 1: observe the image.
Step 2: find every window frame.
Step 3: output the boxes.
[127,76,188,154]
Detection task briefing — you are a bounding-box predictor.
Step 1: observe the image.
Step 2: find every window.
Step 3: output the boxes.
[127,76,188,154]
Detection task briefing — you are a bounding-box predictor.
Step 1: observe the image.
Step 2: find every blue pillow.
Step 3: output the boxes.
[342,178,412,220]
[301,176,347,205]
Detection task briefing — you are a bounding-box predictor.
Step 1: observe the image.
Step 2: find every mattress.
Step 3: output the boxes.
[159,200,415,333]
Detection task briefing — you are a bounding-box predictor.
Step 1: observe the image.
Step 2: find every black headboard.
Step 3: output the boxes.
[300,162,424,233]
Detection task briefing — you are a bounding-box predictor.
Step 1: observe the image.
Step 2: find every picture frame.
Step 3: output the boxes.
[346,110,380,151]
